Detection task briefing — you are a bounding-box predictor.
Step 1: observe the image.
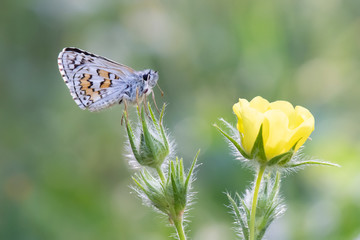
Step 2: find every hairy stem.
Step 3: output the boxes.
[156,166,166,183]
[249,165,266,240]
[173,218,186,240]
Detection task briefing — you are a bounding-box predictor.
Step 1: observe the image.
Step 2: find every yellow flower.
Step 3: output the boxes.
[233,96,315,161]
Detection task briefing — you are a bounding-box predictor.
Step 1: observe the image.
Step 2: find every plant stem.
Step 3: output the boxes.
[173,218,186,240]
[156,166,166,183]
[249,165,266,240]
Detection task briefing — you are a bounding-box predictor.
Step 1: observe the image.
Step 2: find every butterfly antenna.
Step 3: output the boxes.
[156,83,164,97]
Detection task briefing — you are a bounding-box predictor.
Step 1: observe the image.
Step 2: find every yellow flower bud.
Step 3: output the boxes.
[233,96,315,161]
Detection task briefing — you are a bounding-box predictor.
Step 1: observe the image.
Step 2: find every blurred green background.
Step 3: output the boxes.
[1,0,360,239]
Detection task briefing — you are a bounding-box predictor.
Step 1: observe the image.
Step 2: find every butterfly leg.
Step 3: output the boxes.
[135,87,143,114]
[135,87,140,106]
[134,87,150,118]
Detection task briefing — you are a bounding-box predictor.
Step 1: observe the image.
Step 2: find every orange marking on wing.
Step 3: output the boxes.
[98,69,110,78]
[97,69,115,89]
[80,74,92,90]
[100,78,112,88]
[89,91,101,101]
[80,74,101,101]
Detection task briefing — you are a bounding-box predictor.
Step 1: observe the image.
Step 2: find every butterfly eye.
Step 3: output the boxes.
[143,74,149,81]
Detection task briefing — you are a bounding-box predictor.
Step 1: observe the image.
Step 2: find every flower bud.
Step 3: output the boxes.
[132,151,199,223]
[125,103,170,169]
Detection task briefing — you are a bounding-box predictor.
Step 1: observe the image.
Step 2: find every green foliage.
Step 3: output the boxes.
[227,172,285,240]
[132,151,199,231]
[128,103,199,240]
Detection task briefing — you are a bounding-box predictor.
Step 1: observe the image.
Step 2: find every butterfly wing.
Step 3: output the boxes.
[58,47,136,111]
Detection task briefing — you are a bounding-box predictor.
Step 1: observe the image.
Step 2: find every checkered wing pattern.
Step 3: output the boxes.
[58,47,136,111]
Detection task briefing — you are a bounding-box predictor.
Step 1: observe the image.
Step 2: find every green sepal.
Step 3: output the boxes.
[266,150,293,166]
[148,102,161,132]
[266,138,304,166]
[213,124,251,159]
[227,193,250,240]
[124,111,142,162]
[185,150,199,190]
[140,106,158,160]
[170,159,182,209]
[238,192,250,223]
[138,132,163,167]
[251,125,267,164]
[147,103,169,154]
[284,160,340,168]
[132,176,146,192]
[157,104,170,153]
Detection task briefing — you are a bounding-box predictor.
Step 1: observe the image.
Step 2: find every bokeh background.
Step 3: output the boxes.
[1,0,360,239]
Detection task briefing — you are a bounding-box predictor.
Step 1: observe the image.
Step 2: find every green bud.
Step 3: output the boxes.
[132,151,199,223]
[125,103,170,169]
[227,172,285,240]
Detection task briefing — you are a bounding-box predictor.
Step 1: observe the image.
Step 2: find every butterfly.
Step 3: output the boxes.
[57,47,159,112]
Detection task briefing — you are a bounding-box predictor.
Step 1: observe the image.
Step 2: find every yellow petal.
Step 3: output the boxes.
[238,98,250,113]
[287,123,314,152]
[293,106,315,129]
[263,110,291,159]
[233,99,250,133]
[233,98,264,155]
[249,96,270,113]
[270,100,294,117]
[240,105,264,155]
[270,106,314,156]
[289,106,315,151]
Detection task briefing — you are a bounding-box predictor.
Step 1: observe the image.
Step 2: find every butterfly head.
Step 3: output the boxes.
[141,69,159,88]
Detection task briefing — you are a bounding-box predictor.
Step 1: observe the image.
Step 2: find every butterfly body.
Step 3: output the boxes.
[58,47,158,111]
